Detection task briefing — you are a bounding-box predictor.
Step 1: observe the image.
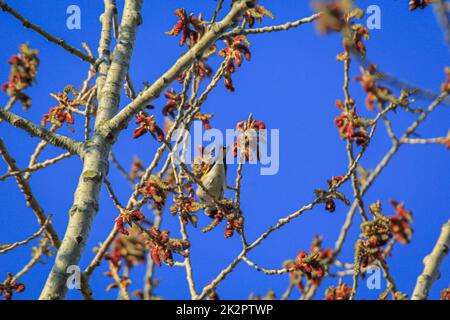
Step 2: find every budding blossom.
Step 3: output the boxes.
[105,232,147,269]
[354,202,393,271]
[334,99,370,145]
[285,236,335,288]
[144,227,190,266]
[233,114,266,161]
[0,273,25,300]
[138,175,172,211]
[133,112,165,142]
[324,279,352,300]
[202,199,243,238]
[355,65,396,111]
[314,0,353,34]
[170,195,202,227]
[231,1,274,28]
[441,288,450,300]
[1,43,39,110]
[194,112,214,130]
[162,88,184,118]
[42,86,85,129]
[219,36,252,92]
[165,8,206,47]
[389,200,413,244]
[115,209,145,236]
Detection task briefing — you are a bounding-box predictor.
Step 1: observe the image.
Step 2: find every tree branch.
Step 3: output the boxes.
[0,152,71,182]
[0,108,83,156]
[39,0,143,300]
[103,0,258,136]
[222,12,321,38]
[0,215,51,254]
[412,219,450,300]
[0,139,61,248]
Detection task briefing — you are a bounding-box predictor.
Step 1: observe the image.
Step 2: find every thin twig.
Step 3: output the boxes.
[0,152,71,181]
[0,215,52,254]
[0,0,95,64]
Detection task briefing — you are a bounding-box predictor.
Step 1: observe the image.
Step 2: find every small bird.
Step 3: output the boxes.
[196,146,228,216]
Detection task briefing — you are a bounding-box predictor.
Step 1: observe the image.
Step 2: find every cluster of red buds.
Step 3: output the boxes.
[105,231,147,269]
[355,201,393,270]
[314,0,357,33]
[339,23,369,59]
[334,99,370,145]
[170,195,202,227]
[162,88,184,118]
[0,273,25,300]
[115,209,145,236]
[219,36,252,92]
[409,0,433,11]
[202,199,243,238]
[144,227,190,266]
[324,279,352,300]
[133,112,165,141]
[313,1,368,59]
[129,156,144,180]
[361,204,392,248]
[290,236,334,286]
[389,200,413,244]
[194,112,213,130]
[441,288,450,300]
[355,64,395,111]
[315,175,350,213]
[231,1,274,28]
[2,43,39,110]
[42,85,84,129]
[233,114,266,161]
[166,8,206,47]
[139,175,172,211]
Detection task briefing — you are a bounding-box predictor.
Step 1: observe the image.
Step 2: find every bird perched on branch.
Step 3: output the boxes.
[196,145,228,216]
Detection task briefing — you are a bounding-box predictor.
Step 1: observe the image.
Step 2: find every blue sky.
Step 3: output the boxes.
[0,0,449,300]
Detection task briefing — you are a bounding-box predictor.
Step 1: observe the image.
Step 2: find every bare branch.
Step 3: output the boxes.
[0,139,60,248]
[39,0,144,300]
[0,215,52,254]
[0,152,71,181]
[0,108,83,156]
[0,0,95,64]
[412,219,450,300]
[12,238,51,282]
[222,13,321,38]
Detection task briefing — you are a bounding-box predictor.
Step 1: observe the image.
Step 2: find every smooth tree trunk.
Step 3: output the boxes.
[39,0,143,299]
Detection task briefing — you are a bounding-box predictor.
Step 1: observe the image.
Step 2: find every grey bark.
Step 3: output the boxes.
[412,220,450,300]
[39,0,143,300]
